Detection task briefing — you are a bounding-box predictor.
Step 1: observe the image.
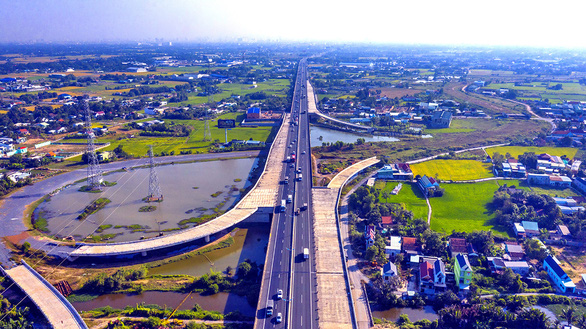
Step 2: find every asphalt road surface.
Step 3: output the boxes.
[258,59,318,329]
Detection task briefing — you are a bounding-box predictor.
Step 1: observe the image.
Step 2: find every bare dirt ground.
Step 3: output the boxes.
[551,245,586,280]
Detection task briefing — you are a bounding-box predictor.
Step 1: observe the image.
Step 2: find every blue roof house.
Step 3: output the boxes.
[543,255,575,293]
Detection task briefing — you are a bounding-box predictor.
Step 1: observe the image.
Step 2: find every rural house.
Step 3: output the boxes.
[381,261,399,283]
[419,257,447,294]
[402,237,419,255]
[429,110,452,128]
[377,163,413,180]
[454,253,473,290]
[448,237,468,258]
[417,175,440,197]
[385,236,402,257]
[543,255,576,293]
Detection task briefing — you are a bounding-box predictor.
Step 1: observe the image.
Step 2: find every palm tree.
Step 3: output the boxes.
[561,306,577,326]
[576,314,586,329]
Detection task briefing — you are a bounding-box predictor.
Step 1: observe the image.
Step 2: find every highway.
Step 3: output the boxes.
[257,59,318,329]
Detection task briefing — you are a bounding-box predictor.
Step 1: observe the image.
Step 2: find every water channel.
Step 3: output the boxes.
[36,158,258,242]
[372,306,438,322]
[310,125,399,146]
[72,291,255,317]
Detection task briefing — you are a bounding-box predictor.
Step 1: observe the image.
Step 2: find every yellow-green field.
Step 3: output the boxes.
[487,146,578,159]
[410,159,493,181]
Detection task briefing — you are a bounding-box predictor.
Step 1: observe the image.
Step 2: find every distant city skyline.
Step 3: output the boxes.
[0,0,583,49]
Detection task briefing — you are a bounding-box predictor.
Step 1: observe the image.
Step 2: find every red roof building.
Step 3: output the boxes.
[381,216,394,227]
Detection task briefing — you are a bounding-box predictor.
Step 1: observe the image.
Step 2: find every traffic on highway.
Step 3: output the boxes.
[257,59,318,329]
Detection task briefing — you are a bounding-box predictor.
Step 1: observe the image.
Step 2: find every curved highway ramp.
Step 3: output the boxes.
[64,113,290,260]
[1,260,88,329]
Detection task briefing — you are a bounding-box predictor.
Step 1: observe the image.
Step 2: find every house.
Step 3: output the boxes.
[504,243,525,260]
[514,223,526,238]
[528,173,572,188]
[522,221,540,237]
[385,236,402,257]
[365,225,376,248]
[402,237,419,255]
[504,261,531,276]
[377,163,413,180]
[15,146,28,154]
[381,261,399,283]
[7,171,30,183]
[449,237,468,258]
[543,255,576,293]
[247,107,261,120]
[381,216,394,228]
[144,108,165,116]
[17,129,29,136]
[417,175,440,197]
[97,151,112,162]
[514,221,539,238]
[501,161,527,178]
[419,258,446,294]
[557,225,572,238]
[429,110,453,128]
[573,177,586,194]
[488,257,530,276]
[454,253,473,289]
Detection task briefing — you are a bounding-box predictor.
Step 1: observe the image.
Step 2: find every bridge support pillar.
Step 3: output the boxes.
[141,251,147,257]
[205,235,210,243]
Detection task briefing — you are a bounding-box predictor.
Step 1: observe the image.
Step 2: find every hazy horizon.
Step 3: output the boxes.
[1,0,584,49]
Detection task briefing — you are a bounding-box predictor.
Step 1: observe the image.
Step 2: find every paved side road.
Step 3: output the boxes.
[0,150,260,267]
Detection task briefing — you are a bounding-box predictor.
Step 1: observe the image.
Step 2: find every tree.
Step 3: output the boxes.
[422,229,444,256]
[561,307,577,326]
[516,308,550,329]
[365,245,379,262]
[237,262,251,278]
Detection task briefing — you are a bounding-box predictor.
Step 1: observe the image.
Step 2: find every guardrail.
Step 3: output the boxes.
[19,260,88,329]
[361,281,374,327]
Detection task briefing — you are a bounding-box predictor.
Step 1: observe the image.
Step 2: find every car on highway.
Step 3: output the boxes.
[289,163,294,168]
[297,167,302,173]
[277,289,283,300]
[276,313,282,323]
[302,151,306,154]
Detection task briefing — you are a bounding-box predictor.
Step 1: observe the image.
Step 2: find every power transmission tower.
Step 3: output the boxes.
[203,120,211,141]
[203,94,213,141]
[83,99,103,190]
[146,145,163,202]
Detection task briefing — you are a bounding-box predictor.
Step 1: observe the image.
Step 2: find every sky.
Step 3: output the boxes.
[1,0,585,48]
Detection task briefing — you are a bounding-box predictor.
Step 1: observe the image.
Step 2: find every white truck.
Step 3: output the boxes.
[280,200,286,212]
[303,248,309,260]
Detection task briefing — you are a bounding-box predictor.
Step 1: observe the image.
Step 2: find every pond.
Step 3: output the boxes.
[72,291,255,317]
[149,225,269,277]
[36,158,258,242]
[372,306,438,322]
[310,126,399,146]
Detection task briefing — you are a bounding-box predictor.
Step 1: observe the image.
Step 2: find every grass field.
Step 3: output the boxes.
[376,181,428,221]
[410,159,493,181]
[168,79,290,106]
[65,112,274,159]
[425,119,478,134]
[429,181,508,235]
[487,146,578,159]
